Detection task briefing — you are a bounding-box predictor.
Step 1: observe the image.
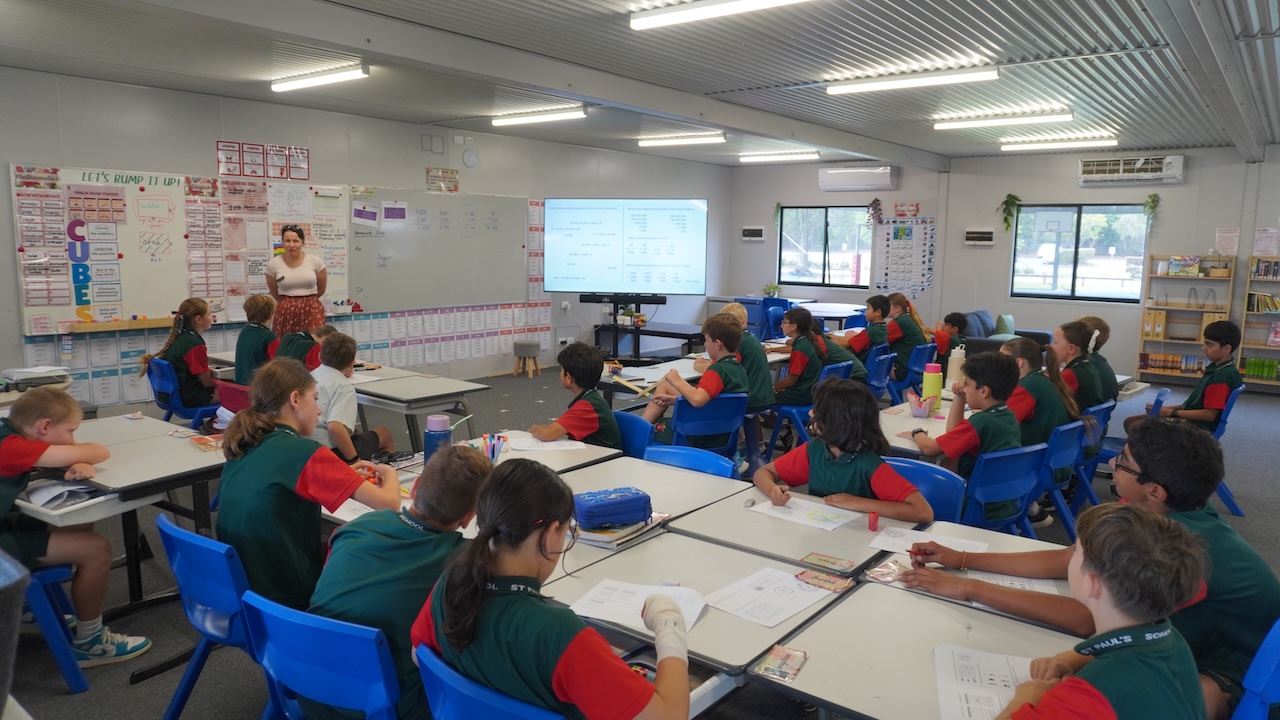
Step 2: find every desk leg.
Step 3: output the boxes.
[121,510,144,604]
[407,413,422,453]
[190,480,212,537]
[129,645,197,685]
[457,397,476,438]
[357,405,370,435]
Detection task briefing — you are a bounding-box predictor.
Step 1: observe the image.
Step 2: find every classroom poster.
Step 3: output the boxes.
[872,216,937,299]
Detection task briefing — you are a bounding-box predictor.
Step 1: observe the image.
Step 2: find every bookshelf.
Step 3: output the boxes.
[1136,254,1235,383]
[1240,256,1280,387]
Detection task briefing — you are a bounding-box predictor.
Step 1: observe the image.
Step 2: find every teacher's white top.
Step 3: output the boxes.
[266,252,325,295]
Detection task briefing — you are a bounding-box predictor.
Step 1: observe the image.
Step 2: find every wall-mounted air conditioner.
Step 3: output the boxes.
[818,165,898,192]
[1078,155,1185,187]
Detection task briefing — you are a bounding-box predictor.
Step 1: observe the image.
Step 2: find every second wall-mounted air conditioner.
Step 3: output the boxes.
[818,165,898,192]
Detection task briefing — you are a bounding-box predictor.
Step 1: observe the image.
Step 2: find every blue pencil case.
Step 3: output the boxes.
[573,487,652,530]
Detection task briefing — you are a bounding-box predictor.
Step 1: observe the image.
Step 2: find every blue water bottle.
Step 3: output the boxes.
[422,414,452,462]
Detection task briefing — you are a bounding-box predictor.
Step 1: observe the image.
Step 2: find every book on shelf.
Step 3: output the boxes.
[1247,292,1280,313]
[1269,322,1280,348]
[1243,357,1280,381]
[1251,258,1280,280]
[1168,255,1201,276]
[577,512,671,549]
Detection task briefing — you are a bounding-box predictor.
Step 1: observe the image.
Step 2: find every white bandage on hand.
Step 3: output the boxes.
[642,594,688,665]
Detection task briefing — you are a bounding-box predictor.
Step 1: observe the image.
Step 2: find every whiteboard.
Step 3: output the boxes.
[347,189,528,312]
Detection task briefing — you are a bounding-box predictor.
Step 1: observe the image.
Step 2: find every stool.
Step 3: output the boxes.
[513,340,541,379]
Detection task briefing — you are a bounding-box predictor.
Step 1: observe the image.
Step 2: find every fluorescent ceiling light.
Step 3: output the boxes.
[935,112,1073,130]
[932,102,1068,121]
[827,67,1000,95]
[1001,138,1119,152]
[739,151,820,163]
[631,0,815,30]
[638,133,726,147]
[271,64,369,92]
[491,107,587,126]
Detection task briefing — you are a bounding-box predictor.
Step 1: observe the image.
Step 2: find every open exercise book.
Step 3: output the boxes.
[20,476,103,510]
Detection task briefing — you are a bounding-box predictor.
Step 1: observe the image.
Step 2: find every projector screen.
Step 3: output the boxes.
[543,198,708,295]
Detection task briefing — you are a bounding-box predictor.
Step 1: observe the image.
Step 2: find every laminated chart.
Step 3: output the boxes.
[873,216,937,298]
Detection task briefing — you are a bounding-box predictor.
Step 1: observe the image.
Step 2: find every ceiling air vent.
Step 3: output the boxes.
[1079,155,1185,187]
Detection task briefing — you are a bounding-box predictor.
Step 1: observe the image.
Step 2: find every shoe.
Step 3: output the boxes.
[1027,503,1055,529]
[731,452,749,475]
[72,626,152,667]
[775,425,796,454]
[19,611,74,635]
[199,417,218,436]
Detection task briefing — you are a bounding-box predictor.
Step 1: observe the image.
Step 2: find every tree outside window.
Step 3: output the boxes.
[778,207,871,288]
[1011,204,1147,302]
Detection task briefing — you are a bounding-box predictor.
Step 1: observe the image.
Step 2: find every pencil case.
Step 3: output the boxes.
[573,487,652,530]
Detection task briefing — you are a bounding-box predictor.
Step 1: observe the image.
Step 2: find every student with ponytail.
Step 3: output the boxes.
[138,297,219,407]
[1001,337,1079,446]
[215,359,400,608]
[1075,316,1120,402]
[768,307,824,405]
[410,459,690,720]
[885,292,929,380]
[1050,321,1106,410]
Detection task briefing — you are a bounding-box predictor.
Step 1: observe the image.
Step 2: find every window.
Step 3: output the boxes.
[778,206,871,288]
[1011,204,1148,302]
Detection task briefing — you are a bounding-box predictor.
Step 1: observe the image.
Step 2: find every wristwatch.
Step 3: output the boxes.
[911,428,927,437]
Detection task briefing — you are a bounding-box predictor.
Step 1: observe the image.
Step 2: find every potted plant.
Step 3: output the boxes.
[998,194,1021,232]
[762,282,781,298]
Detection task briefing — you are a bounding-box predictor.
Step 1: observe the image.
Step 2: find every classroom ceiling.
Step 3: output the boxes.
[0,0,1276,169]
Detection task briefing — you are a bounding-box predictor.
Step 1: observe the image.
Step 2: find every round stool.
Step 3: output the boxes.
[513,340,541,379]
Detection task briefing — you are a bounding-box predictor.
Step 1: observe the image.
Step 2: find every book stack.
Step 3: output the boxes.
[1139,353,1205,374]
[1249,258,1280,279]
[1241,357,1280,381]
[1247,292,1280,313]
[576,512,670,550]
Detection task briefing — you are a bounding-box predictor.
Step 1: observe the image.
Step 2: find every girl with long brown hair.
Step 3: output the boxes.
[138,297,219,407]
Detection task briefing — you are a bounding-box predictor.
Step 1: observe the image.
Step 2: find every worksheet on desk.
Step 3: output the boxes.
[868,528,989,554]
[748,494,862,531]
[347,374,383,384]
[569,580,706,632]
[508,437,586,451]
[705,567,831,628]
[934,644,1032,720]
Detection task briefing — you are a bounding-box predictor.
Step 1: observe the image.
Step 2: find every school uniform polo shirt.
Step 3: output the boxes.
[307,510,465,720]
[1062,357,1106,410]
[1007,372,1071,446]
[270,331,322,370]
[1010,619,1204,720]
[776,335,822,406]
[936,403,1021,521]
[1180,360,1243,433]
[556,388,622,449]
[934,330,965,361]
[737,331,776,411]
[1169,504,1280,688]
[0,420,54,566]
[1091,352,1119,402]
[308,364,360,448]
[817,335,869,383]
[411,576,654,720]
[886,314,927,376]
[848,322,888,363]
[234,323,276,385]
[686,355,749,449]
[773,441,918,501]
[215,425,364,608]
[163,328,214,407]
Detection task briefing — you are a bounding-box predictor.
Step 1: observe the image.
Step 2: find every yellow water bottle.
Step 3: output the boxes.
[923,362,944,411]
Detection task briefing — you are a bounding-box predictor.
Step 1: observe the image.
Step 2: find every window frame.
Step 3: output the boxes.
[776,205,872,289]
[1009,202,1146,304]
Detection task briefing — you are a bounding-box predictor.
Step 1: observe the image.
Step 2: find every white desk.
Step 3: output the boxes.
[668,488,918,577]
[543,532,843,673]
[354,374,489,449]
[598,357,701,404]
[563,456,748,522]
[753,581,1080,719]
[797,302,866,329]
[74,415,175,446]
[881,400,967,456]
[467,430,624,474]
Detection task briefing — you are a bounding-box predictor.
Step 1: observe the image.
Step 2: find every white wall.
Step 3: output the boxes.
[0,66,732,377]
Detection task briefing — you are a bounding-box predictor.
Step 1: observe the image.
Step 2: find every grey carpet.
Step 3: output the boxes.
[12,373,1279,719]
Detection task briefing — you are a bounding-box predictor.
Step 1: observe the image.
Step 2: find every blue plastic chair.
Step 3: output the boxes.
[1097,387,1174,466]
[1212,383,1246,516]
[1072,400,1116,515]
[820,360,855,380]
[416,644,563,720]
[242,590,400,720]
[669,392,747,458]
[885,458,964,523]
[842,313,867,330]
[613,410,654,459]
[961,444,1049,537]
[1042,421,1086,542]
[645,445,739,478]
[865,347,896,401]
[24,565,88,693]
[155,514,255,720]
[763,305,785,341]
[763,363,853,459]
[887,343,937,405]
[146,358,220,429]
[1233,617,1280,720]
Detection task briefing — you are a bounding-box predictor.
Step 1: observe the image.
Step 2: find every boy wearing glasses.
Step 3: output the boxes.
[1123,320,1242,434]
[901,419,1280,720]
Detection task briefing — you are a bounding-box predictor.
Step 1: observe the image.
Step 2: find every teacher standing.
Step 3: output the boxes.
[266,223,327,336]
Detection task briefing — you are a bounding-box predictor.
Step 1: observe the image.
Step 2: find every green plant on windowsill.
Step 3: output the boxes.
[762,283,781,298]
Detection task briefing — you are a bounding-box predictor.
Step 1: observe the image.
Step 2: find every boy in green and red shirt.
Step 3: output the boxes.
[1124,320,1242,434]
[845,295,891,364]
[528,342,621,450]
[234,293,277,386]
[644,313,748,450]
[268,324,335,371]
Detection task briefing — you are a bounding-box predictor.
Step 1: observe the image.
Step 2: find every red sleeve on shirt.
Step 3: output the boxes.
[183,344,210,375]
[772,442,812,487]
[0,434,51,476]
[1007,385,1035,423]
[935,419,980,461]
[1010,677,1117,720]
[1203,382,1230,410]
[267,338,280,359]
[815,336,828,357]
[1176,578,1209,611]
[1062,368,1079,393]
[697,367,725,398]
[849,331,871,354]
[869,463,919,503]
[409,587,438,652]
[552,628,655,720]
[886,320,903,343]
[557,399,601,441]
[294,447,366,512]
[787,350,810,377]
[935,330,951,357]
[304,344,322,371]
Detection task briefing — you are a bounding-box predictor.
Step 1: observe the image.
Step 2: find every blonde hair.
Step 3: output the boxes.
[887,292,925,329]
[719,302,748,325]
[8,387,82,430]
[222,359,315,460]
[138,298,210,377]
[244,294,276,325]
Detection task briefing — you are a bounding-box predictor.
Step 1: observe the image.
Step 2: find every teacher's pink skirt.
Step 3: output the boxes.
[273,295,325,336]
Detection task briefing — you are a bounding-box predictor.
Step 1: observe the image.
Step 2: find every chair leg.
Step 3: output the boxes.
[1016,516,1037,540]
[1048,488,1077,543]
[743,416,764,476]
[765,415,783,461]
[1216,481,1245,517]
[26,571,89,694]
[163,637,216,720]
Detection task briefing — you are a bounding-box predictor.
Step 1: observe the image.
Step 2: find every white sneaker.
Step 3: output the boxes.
[19,611,75,635]
[71,626,152,667]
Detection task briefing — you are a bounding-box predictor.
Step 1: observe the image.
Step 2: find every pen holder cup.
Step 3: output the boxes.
[908,395,937,418]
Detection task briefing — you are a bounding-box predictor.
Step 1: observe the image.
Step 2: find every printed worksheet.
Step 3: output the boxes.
[748,494,862,531]
[508,437,586,451]
[934,645,1032,720]
[868,528,989,555]
[569,580,705,632]
[705,567,831,628]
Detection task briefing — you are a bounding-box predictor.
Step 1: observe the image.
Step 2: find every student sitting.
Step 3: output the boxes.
[1051,320,1106,410]
[306,446,491,720]
[310,332,395,463]
[766,307,824,406]
[1123,320,1243,434]
[816,332,868,382]
[643,313,748,450]
[752,379,933,523]
[215,359,401,608]
[885,292,929,380]
[995,503,1208,720]
[139,297,219,407]
[1075,315,1119,402]
[901,419,1280,720]
[528,342,621,449]
[845,295,891,364]
[694,302,775,412]
[0,388,151,667]
[410,459,691,719]
[1002,337,1079,447]
[234,293,277,386]
[268,324,335,371]
[930,312,968,364]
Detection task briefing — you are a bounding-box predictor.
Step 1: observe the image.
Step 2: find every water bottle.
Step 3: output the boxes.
[946,344,966,390]
[422,414,452,462]
[923,362,944,411]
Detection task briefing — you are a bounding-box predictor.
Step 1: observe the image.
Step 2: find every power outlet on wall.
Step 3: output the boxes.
[558,337,571,346]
